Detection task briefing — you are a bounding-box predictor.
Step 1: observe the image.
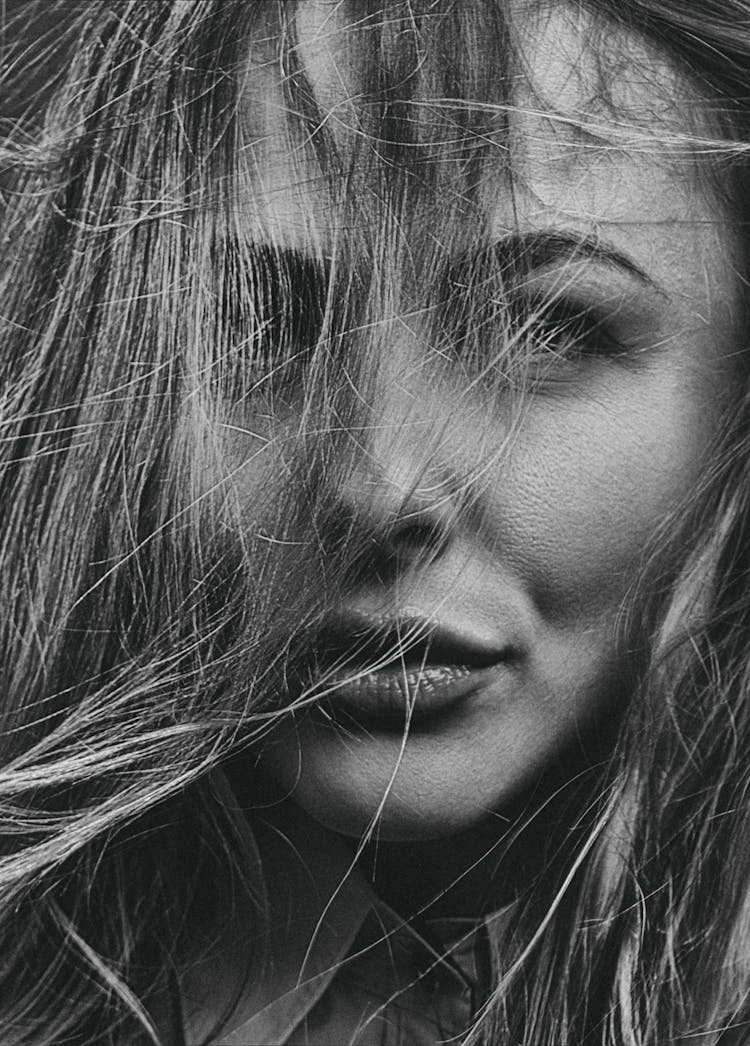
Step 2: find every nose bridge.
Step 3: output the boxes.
[340,326,461,529]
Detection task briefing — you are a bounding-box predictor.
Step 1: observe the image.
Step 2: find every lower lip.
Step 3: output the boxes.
[313,662,506,728]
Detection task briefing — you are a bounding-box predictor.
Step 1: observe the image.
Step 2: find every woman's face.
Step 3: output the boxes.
[226,2,743,840]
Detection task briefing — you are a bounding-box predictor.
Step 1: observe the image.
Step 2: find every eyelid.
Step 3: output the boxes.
[504,251,668,370]
[491,230,668,303]
[221,245,329,336]
[513,260,665,342]
[218,245,330,401]
[522,296,628,358]
[513,260,650,306]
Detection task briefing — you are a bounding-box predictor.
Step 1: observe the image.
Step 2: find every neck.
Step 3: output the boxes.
[357,758,603,921]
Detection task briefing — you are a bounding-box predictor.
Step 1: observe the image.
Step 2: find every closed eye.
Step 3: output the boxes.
[219,244,328,394]
[441,243,638,378]
[524,298,626,360]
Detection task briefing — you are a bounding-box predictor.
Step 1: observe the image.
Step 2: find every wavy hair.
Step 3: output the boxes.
[2,1,750,1043]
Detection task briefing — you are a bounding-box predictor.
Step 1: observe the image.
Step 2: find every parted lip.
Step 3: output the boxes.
[310,610,514,726]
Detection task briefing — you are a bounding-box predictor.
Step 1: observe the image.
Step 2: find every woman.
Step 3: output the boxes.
[2,0,750,1042]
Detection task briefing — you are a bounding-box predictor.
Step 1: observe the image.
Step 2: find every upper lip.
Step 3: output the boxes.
[313,610,510,674]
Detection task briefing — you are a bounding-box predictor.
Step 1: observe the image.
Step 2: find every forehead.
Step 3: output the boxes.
[235,0,715,244]
[510,4,707,222]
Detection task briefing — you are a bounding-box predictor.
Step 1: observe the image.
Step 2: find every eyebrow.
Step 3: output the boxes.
[498,230,660,292]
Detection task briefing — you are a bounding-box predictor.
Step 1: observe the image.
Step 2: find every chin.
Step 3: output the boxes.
[267,748,520,845]
[257,689,603,843]
[293,783,490,842]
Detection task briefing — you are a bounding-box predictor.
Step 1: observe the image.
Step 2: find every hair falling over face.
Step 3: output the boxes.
[4,1,750,1043]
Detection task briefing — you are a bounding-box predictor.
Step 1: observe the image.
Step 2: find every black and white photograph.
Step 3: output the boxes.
[1,2,749,1043]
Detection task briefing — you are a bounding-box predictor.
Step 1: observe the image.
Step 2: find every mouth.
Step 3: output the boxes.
[310,612,514,730]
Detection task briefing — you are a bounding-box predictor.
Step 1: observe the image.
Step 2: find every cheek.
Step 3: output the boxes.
[218,412,297,522]
[492,375,720,618]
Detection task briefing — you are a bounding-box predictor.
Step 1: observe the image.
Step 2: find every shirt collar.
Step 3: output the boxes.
[214,780,371,1044]
[218,783,475,1045]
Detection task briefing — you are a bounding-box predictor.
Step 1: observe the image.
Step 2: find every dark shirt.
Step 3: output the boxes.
[203,783,501,1045]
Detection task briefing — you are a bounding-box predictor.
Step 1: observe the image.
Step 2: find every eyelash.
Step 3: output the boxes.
[222,249,629,392]
[222,253,326,340]
[521,298,626,362]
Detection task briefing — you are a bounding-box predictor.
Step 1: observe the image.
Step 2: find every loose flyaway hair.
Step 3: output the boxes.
[2,1,750,1043]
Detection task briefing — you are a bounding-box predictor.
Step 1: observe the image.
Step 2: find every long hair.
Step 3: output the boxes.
[2,2,750,1043]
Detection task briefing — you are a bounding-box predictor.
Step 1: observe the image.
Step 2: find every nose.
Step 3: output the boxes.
[332,334,468,565]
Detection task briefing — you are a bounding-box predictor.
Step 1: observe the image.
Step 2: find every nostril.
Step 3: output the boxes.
[334,503,455,588]
[381,513,452,567]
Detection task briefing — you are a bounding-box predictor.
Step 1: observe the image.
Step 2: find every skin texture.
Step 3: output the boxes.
[224,1,743,847]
